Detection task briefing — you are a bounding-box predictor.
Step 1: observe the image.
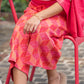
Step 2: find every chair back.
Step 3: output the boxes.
[9,0,18,23]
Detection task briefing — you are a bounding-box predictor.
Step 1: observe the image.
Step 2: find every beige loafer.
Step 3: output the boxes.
[59,72,67,84]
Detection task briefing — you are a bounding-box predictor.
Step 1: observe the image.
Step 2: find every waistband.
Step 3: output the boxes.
[28,0,56,12]
[31,0,56,5]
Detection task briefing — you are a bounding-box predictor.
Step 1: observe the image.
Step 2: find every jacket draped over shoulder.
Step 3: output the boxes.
[57,0,84,38]
[56,0,70,15]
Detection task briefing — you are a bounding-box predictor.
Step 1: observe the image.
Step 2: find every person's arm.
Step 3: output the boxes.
[23,0,71,34]
[35,0,71,21]
[35,2,64,20]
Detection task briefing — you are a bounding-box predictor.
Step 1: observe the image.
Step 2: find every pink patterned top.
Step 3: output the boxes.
[31,0,57,5]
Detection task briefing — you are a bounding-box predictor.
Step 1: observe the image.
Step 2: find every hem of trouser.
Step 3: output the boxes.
[22,60,57,70]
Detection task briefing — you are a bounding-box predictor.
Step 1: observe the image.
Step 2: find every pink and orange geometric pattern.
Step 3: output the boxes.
[7,1,69,83]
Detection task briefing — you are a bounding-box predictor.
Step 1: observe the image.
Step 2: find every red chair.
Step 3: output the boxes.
[8,0,84,84]
[0,0,2,11]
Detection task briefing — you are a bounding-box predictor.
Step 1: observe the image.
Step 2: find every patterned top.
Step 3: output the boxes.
[31,0,57,5]
[35,0,55,1]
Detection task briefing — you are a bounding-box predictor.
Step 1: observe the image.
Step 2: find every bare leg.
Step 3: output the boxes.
[46,69,60,84]
[12,67,28,84]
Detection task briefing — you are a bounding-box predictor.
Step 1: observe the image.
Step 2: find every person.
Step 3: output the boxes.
[5,0,71,84]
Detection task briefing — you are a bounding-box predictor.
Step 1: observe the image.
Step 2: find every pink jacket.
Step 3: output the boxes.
[57,0,84,38]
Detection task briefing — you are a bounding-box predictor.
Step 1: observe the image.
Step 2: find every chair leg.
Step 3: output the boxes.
[5,64,13,84]
[5,67,11,84]
[29,66,36,81]
[74,43,79,84]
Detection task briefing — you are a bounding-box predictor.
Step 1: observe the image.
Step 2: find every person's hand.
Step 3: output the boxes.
[23,15,41,34]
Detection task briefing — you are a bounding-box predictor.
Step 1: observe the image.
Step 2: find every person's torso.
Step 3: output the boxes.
[32,0,56,2]
[30,0,66,17]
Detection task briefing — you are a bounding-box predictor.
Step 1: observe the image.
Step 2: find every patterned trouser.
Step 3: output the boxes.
[5,1,69,84]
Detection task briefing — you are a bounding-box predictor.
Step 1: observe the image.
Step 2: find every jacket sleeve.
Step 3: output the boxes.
[56,0,71,15]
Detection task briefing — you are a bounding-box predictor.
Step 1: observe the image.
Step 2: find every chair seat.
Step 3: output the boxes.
[64,35,84,45]
[75,37,84,45]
